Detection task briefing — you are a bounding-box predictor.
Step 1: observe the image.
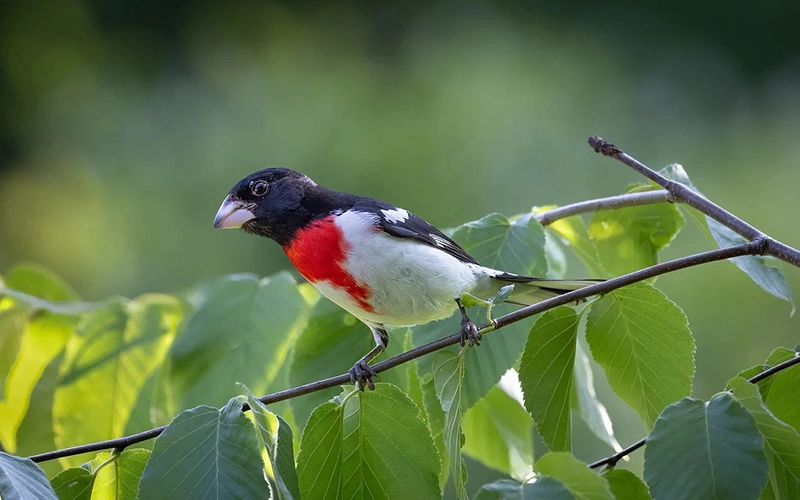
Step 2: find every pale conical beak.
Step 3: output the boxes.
[213,197,256,229]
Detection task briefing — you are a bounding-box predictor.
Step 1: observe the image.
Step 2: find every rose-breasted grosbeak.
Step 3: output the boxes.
[214,168,598,390]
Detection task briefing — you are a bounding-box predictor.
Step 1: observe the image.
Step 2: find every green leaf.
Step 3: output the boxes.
[726,347,797,397]
[0,451,58,500]
[602,469,651,500]
[50,467,95,500]
[572,341,621,452]
[246,390,301,500]
[462,385,534,480]
[413,213,548,412]
[534,452,613,499]
[170,272,310,409]
[451,212,548,277]
[643,395,767,500]
[139,398,270,499]
[53,294,180,467]
[472,478,574,500]
[0,308,27,400]
[660,163,794,309]
[433,349,468,499]
[421,373,450,489]
[760,355,800,434]
[731,378,800,499]
[288,297,406,427]
[592,184,681,269]
[0,264,98,316]
[90,449,150,500]
[588,185,684,277]
[519,307,578,452]
[414,304,531,411]
[709,218,794,310]
[542,213,607,278]
[296,383,441,500]
[0,273,77,452]
[585,283,695,428]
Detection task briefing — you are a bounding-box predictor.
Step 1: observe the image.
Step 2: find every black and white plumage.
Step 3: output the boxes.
[214,168,600,389]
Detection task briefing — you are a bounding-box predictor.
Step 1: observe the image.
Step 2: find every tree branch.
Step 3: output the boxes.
[27,242,761,464]
[588,352,800,469]
[588,136,800,268]
[535,190,672,226]
[25,136,800,467]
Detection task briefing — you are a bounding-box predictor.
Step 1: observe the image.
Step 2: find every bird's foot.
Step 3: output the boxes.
[349,359,377,391]
[459,317,481,347]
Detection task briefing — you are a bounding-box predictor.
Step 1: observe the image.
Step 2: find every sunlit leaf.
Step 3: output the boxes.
[433,349,468,500]
[53,295,180,468]
[660,163,794,310]
[572,341,621,453]
[139,398,270,499]
[169,272,310,409]
[602,469,650,500]
[588,184,684,277]
[585,283,694,428]
[296,384,440,500]
[643,395,767,500]
[534,452,613,499]
[462,385,533,479]
[731,378,800,499]
[542,212,607,278]
[0,308,27,399]
[0,266,78,452]
[246,390,301,500]
[0,451,58,500]
[50,467,94,500]
[90,449,150,500]
[519,307,578,452]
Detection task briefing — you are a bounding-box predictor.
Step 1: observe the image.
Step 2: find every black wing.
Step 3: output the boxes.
[351,198,479,265]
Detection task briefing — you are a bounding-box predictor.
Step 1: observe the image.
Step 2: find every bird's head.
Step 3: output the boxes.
[213,168,321,245]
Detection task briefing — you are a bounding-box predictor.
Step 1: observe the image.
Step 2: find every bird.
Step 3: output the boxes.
[214,168,599,390]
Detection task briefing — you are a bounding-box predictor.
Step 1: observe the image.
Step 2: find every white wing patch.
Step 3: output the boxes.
[430,234,451,248]
[381,207,410,224]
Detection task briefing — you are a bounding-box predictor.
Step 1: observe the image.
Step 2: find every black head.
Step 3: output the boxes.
[213,168,354,246]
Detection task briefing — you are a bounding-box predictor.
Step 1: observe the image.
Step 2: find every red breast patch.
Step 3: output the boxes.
[284,216,374,312]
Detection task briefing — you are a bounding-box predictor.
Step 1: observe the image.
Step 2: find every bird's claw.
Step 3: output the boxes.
[349,360,378,391]
[459,319,481,347]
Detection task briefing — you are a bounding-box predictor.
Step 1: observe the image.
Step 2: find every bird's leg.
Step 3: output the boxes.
[456,298,481,347]
[349,326,388,391]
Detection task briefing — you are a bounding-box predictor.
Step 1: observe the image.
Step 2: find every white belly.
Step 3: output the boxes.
[315,211,478,327]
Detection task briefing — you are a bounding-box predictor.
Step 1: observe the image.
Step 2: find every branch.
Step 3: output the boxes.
[26,137,800,466]
[535,190,672,226]
[588,136,800,268]
[588,352,800,469]
[27,242,761,463]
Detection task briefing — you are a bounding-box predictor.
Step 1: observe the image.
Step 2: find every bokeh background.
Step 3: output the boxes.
[2,0,800,493]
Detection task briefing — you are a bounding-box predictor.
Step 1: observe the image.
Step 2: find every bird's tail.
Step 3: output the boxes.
[489,273,603,306]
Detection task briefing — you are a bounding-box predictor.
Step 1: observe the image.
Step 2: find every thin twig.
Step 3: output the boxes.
[25,137,800,466]
[27,242,760,463]
[535,190,672,226]
[588,136,800,268]
[588,353,800,469]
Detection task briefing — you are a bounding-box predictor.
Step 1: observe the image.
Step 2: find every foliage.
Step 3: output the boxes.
[0,167,798,500]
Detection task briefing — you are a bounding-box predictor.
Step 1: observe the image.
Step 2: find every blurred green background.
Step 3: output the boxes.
[1,0,799,491]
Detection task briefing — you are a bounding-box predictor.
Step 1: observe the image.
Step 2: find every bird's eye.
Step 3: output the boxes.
[251,180,269,196]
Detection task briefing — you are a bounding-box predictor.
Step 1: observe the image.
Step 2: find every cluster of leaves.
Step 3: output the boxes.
[0,165,798,499]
